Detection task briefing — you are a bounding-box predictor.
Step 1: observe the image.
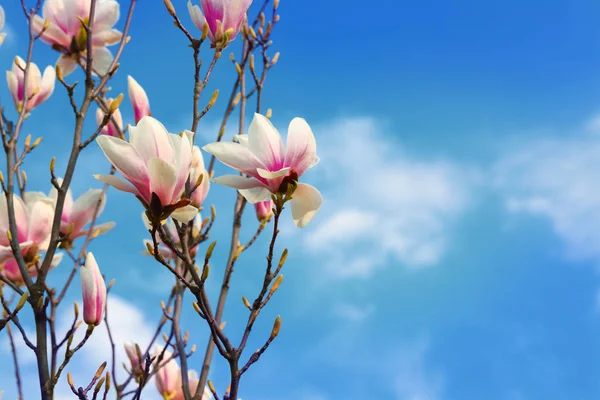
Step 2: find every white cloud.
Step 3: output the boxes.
[495,129,600,261]
[302,117,477,278]
[331,303,375,323]
[54,295,159,398]
[393,338,444,400]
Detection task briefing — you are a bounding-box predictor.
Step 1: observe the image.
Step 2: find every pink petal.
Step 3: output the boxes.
[248,113,285,170]
[148,157,178,206]
[284,117,318,177]
[202,142,266,178]
[27,198,54,250]
[129,116,174,163]
[96,135,149,191]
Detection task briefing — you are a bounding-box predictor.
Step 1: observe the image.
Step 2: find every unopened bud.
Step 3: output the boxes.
[50,157,55,173]
[235,62,242,76]
[6,230,12,242]
[21,171,27,185]
[208,90,219,108]
[271,52,280,65]
[55,64,63,81]
[205,241,217,260]
[232,92,242,106]
[201,264,210,281]
[265,109,272,119]
[16,291,29,310]
[74,302,79,319]
[270,315,281,339]
[278,249,288,269]
[269,274,283,295]
[233,245,245,261]
[32,137,42,147]
[42,19,50,31]
[109,94,123,113]
[248,26,257,39]
[273,0,280,9]
[192,302,201,314]
[105,372,111,391]
[201,22,209,40]
[145,242,154,255]
[242,296,251,310]
[24,135,32,147]
[67,373,75,388]
[249,55,255,72]
[208,380,216,394]
[108,279,115,290]
[163,0,177,17]
[274,15,280,23]
[219,321,226,329]
[94,362,107,380]
[94,377,105,394]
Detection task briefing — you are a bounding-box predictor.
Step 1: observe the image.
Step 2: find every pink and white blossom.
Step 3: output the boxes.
[127,76,151,123]
[189,145,210,207]
[124,342,145,376]
[173,370,213,400]
[154,349,180,399]
[0,193,63,285]
[80,252,106,326]
[254,200,273,222]
[187,0,252,47]
[48,178,115,242]
[203,113,322,228]
[95,116,198,223]
[0,6,7,46]
[6,56,56,113]
[96,100,123,138]
[31,0,122,76]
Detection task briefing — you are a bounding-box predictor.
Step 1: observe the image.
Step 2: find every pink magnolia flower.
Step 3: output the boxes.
[142,213,202,260]
[254,200,273,222]
[0,193,62,285]
[154,349,180,399]
[187,0,252,47]
[80,252,106,326]
[95,116,198,223]
[128,76,151,123]
[0,6,7,46]
[203,113,322,228]
[49,178,115,243]
[96,99,123,138]
[173,370,213,400]
[6,56,56,113]
[124,342,145,377]
[31,0,122,76]
[189,145,210,208]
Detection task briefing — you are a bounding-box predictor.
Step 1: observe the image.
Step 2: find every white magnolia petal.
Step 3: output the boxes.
[57,55,78,77]
[212,175,266,189]
[94,174,140,196]
[289,183,322,228]
[257,167,290,179]
[238,187,273,204]
[96,135,148,185]
[171,205,199,223]
[202,142,265,176]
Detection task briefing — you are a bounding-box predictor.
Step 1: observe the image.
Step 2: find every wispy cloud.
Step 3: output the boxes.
[298,116,478,278]
[495,116,600,262]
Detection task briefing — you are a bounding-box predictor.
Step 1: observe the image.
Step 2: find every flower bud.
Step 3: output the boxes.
[127,76,151,123]
[254,200,273,222]
[80,252,107,326]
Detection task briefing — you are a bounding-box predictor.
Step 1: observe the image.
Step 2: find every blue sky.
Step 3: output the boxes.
[2,0,600,399]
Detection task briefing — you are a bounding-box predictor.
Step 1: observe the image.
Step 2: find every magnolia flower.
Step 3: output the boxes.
[0,6,6,45]
[189,146,210,207]
[187,0,251,47]
[31,0,122,76]
[254,200,273,222]
[0,193,63,285]
[80,252,106,326]
[154,350,180,399]
[128,76,151,123]
[49,178,115,244]
[173,371,213,400]
[142,213,202,260]
[124,342,145,377]
[204,113,322,228]
[6,57,56,113]
[95,116,198,223]
[96,100,123,138]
